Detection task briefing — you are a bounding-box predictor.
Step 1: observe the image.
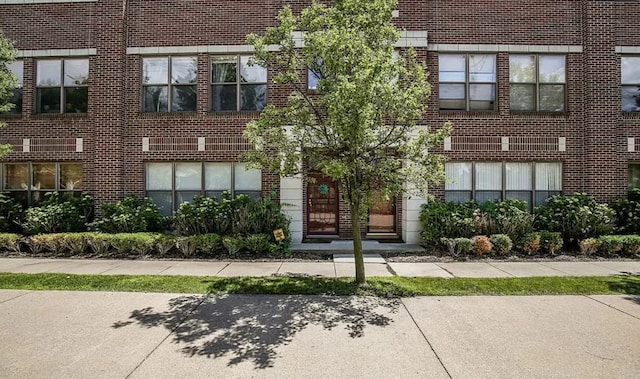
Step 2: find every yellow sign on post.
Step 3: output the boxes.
[273,228,285,242]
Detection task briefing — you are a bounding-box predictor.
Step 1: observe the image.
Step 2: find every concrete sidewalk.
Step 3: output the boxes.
[1,257,639,278]
[0,290,638,378]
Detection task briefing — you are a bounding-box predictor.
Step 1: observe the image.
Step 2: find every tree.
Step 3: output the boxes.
[243,0,450,284]
[0,31,17,157]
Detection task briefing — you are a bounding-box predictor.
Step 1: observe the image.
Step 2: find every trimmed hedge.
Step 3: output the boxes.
[0,232,290,258]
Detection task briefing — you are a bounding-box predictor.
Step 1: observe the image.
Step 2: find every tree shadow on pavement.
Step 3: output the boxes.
[112,293,399,369]
[607,274,640,305]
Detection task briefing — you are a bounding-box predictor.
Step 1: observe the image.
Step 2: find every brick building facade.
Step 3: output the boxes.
[1,0,639,244]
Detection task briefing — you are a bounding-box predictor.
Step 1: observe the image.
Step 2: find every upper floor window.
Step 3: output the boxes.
[142,56,197,113]
[3,162,83,207]
[2,60,23,114]
[439,54,497,111]
[308,61,322,91]
[622,56,640,112]
[36,59,88,113]
[146,162,262,215]
[211,55,266,112]
[445,161,562,209]
[509,55,565,112]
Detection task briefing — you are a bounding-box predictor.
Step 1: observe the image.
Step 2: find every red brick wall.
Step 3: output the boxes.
[1,0,639,239]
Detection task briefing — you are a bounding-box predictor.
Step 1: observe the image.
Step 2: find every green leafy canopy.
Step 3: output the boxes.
[0,30,17,157]
[243,0,451,215]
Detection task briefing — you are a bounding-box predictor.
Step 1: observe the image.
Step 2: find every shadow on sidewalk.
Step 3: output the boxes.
[112,293,399,368]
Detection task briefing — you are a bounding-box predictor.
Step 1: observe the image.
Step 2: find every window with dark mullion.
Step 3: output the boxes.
[142,56,197,113]
[439,54,496,111]
[2,60,23,114]
[211,55,267,112]
[445,161,562,209]
[2,162,83,207]
[36,59,88,114]
[622,56,640,113]
[146,162,262,215]
[509,55,565,112]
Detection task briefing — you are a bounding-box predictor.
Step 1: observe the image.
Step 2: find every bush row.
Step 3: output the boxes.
[439,232,563,257]
[0,232,289,258]
[580,235,640,257]
[0,191,292,254]
[421,193,623,256]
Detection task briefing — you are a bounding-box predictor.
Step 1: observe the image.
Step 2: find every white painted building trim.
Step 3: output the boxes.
[628,137,636,153]
[428,44,582,53]
[616,46,640,54]
[501,137,509,152]
[75,138,83,153]
[17,48,97,58]
[558,137,566,152]
[280,176,304,243]
[403,194,427,244]
[127,31,430,55]
[142,137,150,152]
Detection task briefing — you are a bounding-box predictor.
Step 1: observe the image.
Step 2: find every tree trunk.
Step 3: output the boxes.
[351,205,366,284]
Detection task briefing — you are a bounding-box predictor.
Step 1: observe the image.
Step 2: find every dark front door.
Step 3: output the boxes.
[368,195,396,234]
[307,173,339,235]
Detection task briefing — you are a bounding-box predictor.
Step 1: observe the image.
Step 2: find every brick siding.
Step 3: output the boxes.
[1,0,639,239]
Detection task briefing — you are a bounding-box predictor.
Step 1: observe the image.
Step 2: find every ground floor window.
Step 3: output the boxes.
[2,162,83,206]
[445,161,562,209]
[629,164,640,192]
[145,162,262,215]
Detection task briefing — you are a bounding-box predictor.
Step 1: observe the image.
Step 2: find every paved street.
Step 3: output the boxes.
[0,290,638,378]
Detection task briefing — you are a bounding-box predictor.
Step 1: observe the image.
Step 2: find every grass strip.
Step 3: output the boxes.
[0,273,638,297]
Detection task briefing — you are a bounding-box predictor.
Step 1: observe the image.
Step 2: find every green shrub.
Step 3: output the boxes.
[440,237,473,256]
[222,235,245,255]
[0,233,21,253]
[579,238,600,256]
[622,235,640,256]
[155,234,177,256]
[268,241,291,257]
[108,233,157,257]
[54,233,91,255]
[471,235,492,255]
[420,200,477,243]
[490,234,513,255]
[454,238,473,255]
[190,234,223,256]
[176,236,198,257]
[476,200,533,243]
[86,233,111,256]
[440,237,457,256]
[22,192,94,234]
[540,232,563,255]
[421,200,533,246]
[534,193,613,248]
[173,193,291,241]
[0,193,23,233]
[244,234,272,254]
[520,233,541,255]
[597,235,624,256]
[26,234,61,254]
[92,196,167,233]
[612,190,640,234]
